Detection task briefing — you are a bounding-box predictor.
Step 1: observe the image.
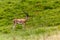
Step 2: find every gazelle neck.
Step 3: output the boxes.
[25,16,29,20]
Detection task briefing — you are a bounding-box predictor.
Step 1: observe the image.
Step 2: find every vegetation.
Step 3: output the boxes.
[0,0,60,27]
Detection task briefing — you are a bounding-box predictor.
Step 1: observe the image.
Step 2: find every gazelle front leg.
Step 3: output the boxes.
[22,23,26,29]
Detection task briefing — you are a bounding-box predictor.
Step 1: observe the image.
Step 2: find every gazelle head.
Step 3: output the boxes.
[23,11,29,20]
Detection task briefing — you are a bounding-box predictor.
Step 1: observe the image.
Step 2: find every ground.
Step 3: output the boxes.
[0,25,60,40]
[0,31,60,40]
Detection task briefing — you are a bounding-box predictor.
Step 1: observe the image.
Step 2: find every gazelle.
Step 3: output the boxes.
[13,12,29,30]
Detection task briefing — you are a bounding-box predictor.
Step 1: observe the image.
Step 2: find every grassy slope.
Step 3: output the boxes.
[0,0,60,40]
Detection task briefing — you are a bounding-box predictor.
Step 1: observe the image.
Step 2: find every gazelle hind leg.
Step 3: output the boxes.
[13,23,16,30]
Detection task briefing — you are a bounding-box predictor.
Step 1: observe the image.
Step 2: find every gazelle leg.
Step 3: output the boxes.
[22,23,25,29]
[13,23,16,30]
